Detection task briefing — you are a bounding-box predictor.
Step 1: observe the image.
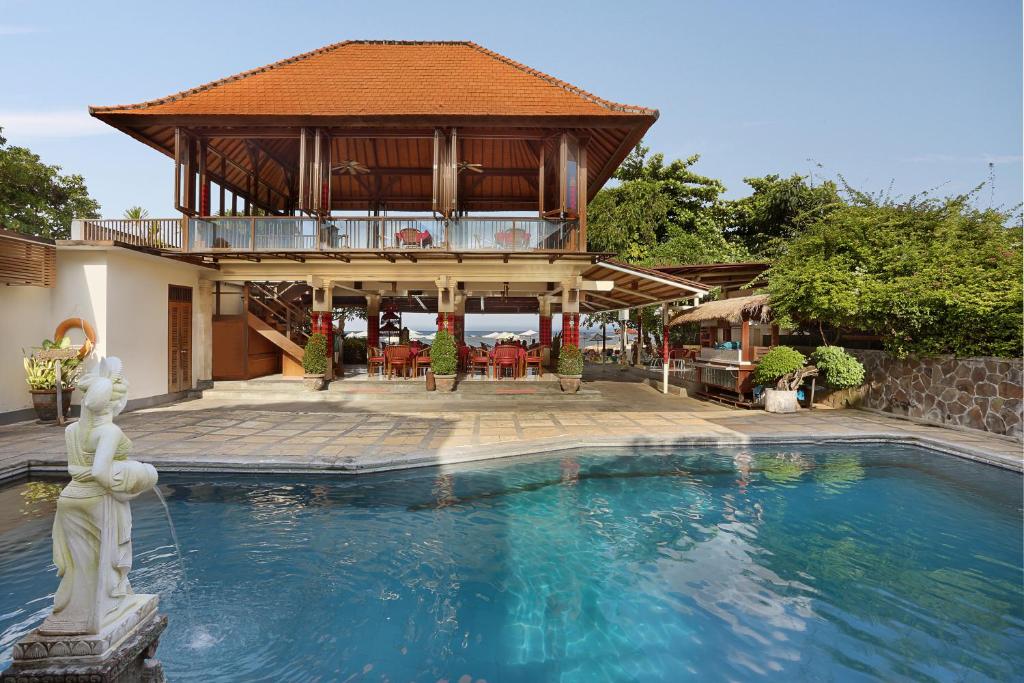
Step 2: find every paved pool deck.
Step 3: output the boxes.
[0,378,1020,483]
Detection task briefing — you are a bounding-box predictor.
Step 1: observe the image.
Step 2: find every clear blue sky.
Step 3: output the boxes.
[2,0,1020,330]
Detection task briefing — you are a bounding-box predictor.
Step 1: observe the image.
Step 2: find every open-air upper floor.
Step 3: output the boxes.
[84,41,658,258]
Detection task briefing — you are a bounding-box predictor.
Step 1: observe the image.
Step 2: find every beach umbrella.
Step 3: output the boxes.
[346,330,368,339]
[482,331,517,339]
[517,329,537,337]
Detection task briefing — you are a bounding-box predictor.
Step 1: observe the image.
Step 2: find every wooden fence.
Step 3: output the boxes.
[0,229,56,287]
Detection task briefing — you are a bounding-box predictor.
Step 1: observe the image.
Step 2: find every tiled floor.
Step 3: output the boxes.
[1,377,1020,482]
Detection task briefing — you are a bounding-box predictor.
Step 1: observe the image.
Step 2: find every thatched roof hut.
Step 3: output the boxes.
[670,294,772,326]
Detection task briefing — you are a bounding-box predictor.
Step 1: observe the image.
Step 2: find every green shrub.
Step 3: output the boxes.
[302,333,328,375]
[430,330,458,376]
[752,346,806,387]
[342,336,367,364]
[557,343,583,376]
[811,346,865,389]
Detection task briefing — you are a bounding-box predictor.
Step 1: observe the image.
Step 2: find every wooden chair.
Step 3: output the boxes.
[492,345,520,380]
[469,347,491,379]
[385,345,412,379]
[413,347,432,377]
[525,346,543,377]
[367,346,385,378]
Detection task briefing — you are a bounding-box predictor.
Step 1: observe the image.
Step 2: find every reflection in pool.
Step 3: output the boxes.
[1,444,1021,682]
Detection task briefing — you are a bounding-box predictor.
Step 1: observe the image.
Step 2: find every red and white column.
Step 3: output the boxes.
[661,303,670,394]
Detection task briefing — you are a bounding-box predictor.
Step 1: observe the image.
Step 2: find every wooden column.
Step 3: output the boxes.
[198,140,210,216]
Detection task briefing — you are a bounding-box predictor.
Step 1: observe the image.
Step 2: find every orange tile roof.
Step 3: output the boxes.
[91,41,657,119]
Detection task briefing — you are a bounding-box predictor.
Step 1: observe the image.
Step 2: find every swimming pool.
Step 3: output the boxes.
[1,444,1021,681]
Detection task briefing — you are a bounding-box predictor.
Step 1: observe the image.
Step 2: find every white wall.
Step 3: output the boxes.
[0,246,204,417]
[105,250,200,401]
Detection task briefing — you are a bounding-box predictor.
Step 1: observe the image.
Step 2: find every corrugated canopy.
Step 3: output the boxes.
[579,260,710,312]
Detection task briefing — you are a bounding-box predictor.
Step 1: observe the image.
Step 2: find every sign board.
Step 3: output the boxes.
[35,347,81,361]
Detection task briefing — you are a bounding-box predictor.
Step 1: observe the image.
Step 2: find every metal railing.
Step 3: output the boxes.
[81,219,183,249]
[78,215,580,254]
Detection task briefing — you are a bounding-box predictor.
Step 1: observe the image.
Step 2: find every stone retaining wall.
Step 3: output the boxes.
[818,350,1022,439]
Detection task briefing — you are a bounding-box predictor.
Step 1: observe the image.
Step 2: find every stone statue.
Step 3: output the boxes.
[4,357,167,682]
[40,357,159,636]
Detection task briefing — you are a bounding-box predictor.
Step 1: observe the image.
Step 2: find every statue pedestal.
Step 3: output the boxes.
[2,595,167,683]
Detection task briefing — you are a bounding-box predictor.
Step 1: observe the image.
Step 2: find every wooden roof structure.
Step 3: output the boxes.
[655,262,768,293]
[90,41,658,213]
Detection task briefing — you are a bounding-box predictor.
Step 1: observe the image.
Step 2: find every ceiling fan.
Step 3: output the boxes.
[331,160,371,175]
[457,161,484,174]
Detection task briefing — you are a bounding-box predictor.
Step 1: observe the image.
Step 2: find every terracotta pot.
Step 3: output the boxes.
[425,371,437,391]
[764,388,799,413]
[434,374,456,392]
[303,374,326,391]
[30,389,73,422]
[558,374,582,394]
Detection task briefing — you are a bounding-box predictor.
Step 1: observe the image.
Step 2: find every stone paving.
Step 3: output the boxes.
[1,378,1020,483]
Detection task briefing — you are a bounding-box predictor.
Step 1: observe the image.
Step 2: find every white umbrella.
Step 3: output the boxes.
[482,331,517,339]
[346,330,368,339]
[517,329,537,337]
[408,329,432,339]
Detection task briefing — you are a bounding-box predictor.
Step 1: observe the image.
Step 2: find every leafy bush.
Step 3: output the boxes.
[752,346,807,388]
[302,333,328,375]
[342,337,367,365]
[23,336,82,390]
[811,346,865,389]
[766,191,1023,358]
[430,330,458,376]
[557,343,583,376]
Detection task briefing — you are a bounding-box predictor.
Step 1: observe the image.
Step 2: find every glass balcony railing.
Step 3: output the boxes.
[131,216,582,254]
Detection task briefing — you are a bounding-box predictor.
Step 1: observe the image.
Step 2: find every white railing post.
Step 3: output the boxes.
[70,219,84,240]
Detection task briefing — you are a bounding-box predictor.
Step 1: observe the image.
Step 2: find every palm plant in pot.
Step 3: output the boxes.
[557,343,583,393]
[430,330,458,391]
[752,345,817,413]
[302,333,328,390]
[23,336,83,421]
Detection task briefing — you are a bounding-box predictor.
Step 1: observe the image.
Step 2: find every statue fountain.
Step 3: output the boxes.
[3,358,168,683]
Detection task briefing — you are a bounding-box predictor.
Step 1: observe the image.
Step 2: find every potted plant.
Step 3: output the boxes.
[752,345,817,413]
[302,333,328,390]
[810,345,866,404]
[430,330,458,392]
[23,336,82,421]
[557,343,584,393]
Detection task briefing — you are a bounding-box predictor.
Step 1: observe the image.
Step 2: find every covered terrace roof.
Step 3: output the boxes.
[90,41,658,213]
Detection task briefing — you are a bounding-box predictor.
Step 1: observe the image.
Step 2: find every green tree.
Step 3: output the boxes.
[723,173,842,258]
[587,143,745,265]
[123,206,149,220]
[766,188,1023,358]
[0,128,100,239]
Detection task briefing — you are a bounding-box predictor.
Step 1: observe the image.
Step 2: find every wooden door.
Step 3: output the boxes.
[168,285,193,393]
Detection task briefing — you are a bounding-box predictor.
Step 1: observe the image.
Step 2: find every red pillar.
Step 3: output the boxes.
[539,315,552,346]
[367,313,379,348]
[562,313,580,347]
[662,322,670,363]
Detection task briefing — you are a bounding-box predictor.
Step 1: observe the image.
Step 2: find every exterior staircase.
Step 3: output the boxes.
[245,281,310,361]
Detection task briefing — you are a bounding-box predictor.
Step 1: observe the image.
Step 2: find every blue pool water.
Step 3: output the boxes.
[1,445,1021,682]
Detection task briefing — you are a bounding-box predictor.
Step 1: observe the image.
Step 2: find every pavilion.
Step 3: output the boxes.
[56,40,709,393]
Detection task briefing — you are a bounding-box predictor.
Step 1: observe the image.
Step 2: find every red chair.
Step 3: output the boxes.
[367,346,385,378]
[413,347,432,377]
[469,347,491,379]
[524,346,543,377]
[385,345,412,379]
[492,345,520,380]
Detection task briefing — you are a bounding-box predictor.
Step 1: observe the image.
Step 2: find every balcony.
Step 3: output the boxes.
[79,216,580,254]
